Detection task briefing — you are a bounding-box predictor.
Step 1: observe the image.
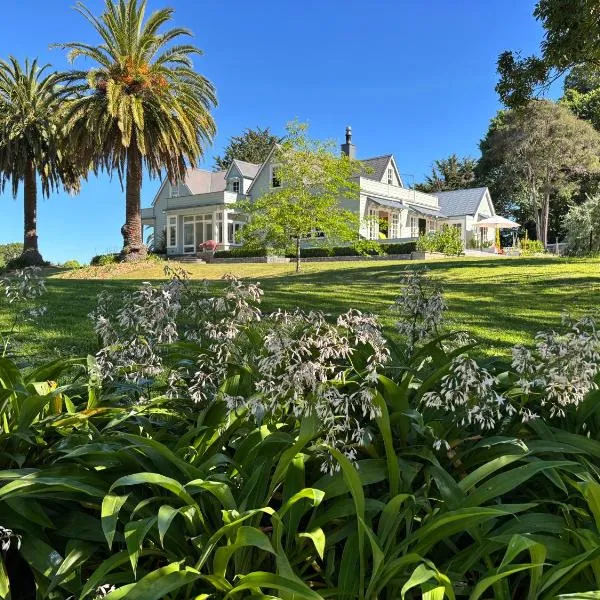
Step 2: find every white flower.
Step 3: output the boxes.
[423,354,514,431]
[392,270,446,352]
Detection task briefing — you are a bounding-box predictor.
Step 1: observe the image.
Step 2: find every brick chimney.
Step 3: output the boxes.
[340,126,356,159]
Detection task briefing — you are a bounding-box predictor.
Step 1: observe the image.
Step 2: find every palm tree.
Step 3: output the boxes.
[59,0,217,261]
[0,58,77,266]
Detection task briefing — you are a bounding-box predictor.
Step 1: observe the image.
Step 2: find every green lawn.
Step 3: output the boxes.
[2,255,600,365]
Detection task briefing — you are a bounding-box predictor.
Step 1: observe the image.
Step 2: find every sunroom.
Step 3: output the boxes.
[165,209,246,255]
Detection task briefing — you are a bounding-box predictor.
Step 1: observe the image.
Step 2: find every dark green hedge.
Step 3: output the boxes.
[215,242,417,260]
[213,247,269,258]
[381,242,417,254]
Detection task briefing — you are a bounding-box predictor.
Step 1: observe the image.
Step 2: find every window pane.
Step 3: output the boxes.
[184,223,194,245]
[206,224,213,241]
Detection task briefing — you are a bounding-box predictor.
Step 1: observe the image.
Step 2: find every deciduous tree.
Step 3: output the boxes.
[497,0,600,108]
[238,121,362,272]
[478,100,600,245]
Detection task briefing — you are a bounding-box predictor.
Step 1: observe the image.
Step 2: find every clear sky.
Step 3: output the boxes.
[0,0,548,263]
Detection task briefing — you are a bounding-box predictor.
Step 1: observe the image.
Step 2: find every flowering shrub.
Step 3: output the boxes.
[6,269,600,597]
[0,266,48,354]
[199,239,218,253]
[512,313,600,418]
[391,269,446,351]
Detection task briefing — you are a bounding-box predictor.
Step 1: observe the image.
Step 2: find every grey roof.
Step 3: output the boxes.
[184,168,227,194]
[367,196,408,210]
[434,187,488,217]
[410,205,446,218]
[232,159,261,179]
[361,155,393,181]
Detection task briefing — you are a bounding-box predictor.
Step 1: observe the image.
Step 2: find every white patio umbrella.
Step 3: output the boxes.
[473,215,520,229]
[473,215,520,252]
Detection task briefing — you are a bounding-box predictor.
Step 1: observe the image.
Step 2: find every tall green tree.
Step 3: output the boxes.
[213,127,280,171]
[478,100,600,245]
[497,0,600,107]
[238,121,362,272]
[561,66,600,131]
[59,0,217,261]
[415,154,477,193]
[563,194,600,255]
[0,58,77,266]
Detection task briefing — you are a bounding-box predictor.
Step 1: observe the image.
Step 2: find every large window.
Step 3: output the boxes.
[410,216,419,237]
[368,208,378,240]
[228,213,245,244]
[167,216,177,248]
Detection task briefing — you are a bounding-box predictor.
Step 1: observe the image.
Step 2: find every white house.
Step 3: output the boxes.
[141,127,497,255]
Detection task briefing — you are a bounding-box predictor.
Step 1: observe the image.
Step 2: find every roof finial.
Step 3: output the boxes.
[345,125,352,144]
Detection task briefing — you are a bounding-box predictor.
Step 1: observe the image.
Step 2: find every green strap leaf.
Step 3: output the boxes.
[101,493,129,549]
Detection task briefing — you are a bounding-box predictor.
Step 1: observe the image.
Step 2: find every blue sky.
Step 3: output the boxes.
[0,0,549,263]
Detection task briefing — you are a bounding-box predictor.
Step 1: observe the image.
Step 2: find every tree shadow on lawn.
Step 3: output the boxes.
[15,257,598,364]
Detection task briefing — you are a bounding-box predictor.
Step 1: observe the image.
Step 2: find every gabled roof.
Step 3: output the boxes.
[246,145,279,195]
[230,159,261,179]
[152,168,227,205]
[434,187,489,217]
[360,154,393,182]
[183,169,227,195]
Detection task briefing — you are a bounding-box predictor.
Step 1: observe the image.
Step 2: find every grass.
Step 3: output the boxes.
[2,255,600,365]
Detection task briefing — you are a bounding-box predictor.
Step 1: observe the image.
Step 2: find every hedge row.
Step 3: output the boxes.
[214,242,416,260]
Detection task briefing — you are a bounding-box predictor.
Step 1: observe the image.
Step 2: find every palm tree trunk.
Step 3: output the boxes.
[22,159,44,266]
[121,141,146,261]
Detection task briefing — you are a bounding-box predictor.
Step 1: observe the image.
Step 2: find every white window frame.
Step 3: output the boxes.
[387,168,393,185]
[167,216,177,248]
[410,216,419,237]
[368,207,378,240]
[270,164,281,189]
[231,178,240,193]
[169,184,180,198]
[390,212,399,239]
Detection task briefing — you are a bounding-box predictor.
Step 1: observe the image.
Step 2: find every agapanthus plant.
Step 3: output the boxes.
[391,269,446,352]
[0,266,47,355]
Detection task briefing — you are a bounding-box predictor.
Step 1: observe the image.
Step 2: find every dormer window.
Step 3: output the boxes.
[271,165,281,188]
[387,168,393,185]
[169,184,180,198]
[232,179,240,193]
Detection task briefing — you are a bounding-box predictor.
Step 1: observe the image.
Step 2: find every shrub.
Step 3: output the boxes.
[521,238,545,255]
[61,260,82,270]
[5,271,600,597]
[381,241,417,254]
[354,239,384,255]
[0,243,22,268]
[214,246,269,259]
[300,247,333,258]
[5,251,50,271]
[416,226,464,255]
[91,253,119,266]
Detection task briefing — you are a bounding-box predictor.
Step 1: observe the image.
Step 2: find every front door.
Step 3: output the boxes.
[418,218,427,236]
